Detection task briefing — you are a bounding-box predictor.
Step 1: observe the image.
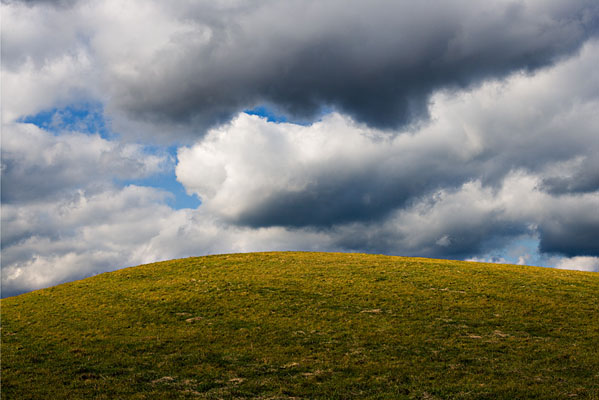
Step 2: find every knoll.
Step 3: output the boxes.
[2,252,598,399]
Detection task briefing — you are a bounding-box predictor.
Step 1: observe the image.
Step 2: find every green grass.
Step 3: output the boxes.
[2,251,598,399]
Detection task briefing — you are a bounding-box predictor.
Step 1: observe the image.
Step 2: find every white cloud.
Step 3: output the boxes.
[1,122,169,203]
[176,40,598,236]
[1,185,334,296]
[1,52,96,123]
[176,112,397,221]
[554,256,599,272]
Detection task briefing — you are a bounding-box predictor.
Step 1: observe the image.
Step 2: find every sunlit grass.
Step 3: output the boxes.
[2,252,598,399]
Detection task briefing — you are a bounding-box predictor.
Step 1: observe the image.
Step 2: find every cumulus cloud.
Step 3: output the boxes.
[177,112,466,227]
[177,40,599,246]
[3,0,598,139]
[1,186,171,295]
[1,3,97,122]
[335,173,598,259]
[0,123,331,297]
[1,123,169,204]
[0,185,335,297]
[537,207,599,257]
[541,156,599,195]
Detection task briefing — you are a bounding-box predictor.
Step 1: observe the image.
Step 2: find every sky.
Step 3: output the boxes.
[1,0,598,297]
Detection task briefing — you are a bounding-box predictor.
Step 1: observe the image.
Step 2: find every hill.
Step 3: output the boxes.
[2,252,598,399]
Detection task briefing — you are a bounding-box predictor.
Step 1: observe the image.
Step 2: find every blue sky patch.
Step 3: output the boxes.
[117,146,201,210]
[244,104,334,125]
[119,172,201,210]
[19,103,111,139]
[20,104,199,210]
[244,105,290,123]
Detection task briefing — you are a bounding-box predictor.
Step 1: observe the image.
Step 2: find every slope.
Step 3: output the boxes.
[2,252,598,399]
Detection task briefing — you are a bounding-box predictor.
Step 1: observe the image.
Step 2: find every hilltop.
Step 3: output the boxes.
[2,252,598,399]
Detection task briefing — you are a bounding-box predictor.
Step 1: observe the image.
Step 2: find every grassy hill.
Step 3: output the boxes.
[2,252,598,399]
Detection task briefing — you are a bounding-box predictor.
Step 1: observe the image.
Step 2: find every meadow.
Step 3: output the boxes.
[2,252,598,399]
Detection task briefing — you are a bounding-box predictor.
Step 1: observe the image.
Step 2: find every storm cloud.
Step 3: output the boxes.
[3,0,599,139]
[103,0,599,133]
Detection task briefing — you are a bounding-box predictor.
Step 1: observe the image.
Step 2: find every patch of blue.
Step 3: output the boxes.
[244,105,290,123]
[19,103,111,139]
[244,104,335,125]
[122,172,201,210]
[509,237,544,267]
[473,236,545,267]
[20,104,200,210]
[119,146,201,210]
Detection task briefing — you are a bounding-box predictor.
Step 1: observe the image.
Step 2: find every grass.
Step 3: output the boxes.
[2,251,598,399]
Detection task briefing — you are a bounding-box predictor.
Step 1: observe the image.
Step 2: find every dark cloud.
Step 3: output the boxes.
[110,0,599,134]
[541,155,599,195]
[233,162,470,228]
[3,0,598,139]
[331,212,528,261]
[538,212,599,257]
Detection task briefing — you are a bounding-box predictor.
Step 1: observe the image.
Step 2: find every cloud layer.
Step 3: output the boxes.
[177,40,599,259]
[3,0,599,139]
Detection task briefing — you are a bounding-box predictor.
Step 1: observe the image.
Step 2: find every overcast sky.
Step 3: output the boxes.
[2,0,598,297]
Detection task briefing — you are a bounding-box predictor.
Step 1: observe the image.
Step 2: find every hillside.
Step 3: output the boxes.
[2,252,598,399]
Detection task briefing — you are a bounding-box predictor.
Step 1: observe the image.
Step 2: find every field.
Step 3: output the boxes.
[2,252,598,399]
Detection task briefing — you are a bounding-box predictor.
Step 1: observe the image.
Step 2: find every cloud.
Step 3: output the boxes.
[0,3,98,123]
[1,122,169,205]
[0,185,335,297]
[339,173,598,259]
[554,256,599,272]
[178,40,598,217]
[537,208,599,257]
[176,40,599,258]
[177,112,467,227]
[541,156,599,195]
[3,0,598,139]
[105,0,599,134]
